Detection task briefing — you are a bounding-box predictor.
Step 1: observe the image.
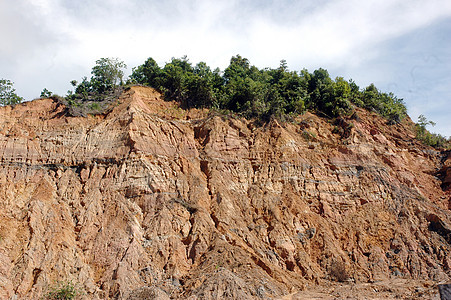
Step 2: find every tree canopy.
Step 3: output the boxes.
[63,55,411,128]
[91,57,127,94]
[65,55,407,125]
[68,57,127,100]
[129,55,407,123]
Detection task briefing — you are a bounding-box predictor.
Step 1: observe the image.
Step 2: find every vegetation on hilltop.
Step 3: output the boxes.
[63,55,451,149]
[57,58,128,116]
[1,56,448,148]
[67,57,126,102]
[127,55,407,124]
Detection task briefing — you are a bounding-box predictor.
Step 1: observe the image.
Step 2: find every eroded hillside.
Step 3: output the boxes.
[0,86,450,299]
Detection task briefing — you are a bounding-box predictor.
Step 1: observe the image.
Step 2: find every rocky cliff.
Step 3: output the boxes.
[0,86,450,299]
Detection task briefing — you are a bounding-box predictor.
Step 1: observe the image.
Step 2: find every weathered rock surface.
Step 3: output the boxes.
[0,86,450,299]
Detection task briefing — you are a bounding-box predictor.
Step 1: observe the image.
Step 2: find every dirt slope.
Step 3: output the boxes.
[0,86,450,299]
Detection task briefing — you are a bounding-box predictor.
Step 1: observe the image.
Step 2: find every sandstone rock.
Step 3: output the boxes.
[0,87,449,299]
[125,286,170,300]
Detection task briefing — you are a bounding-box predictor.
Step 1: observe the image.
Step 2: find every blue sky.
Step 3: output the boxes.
[1,0,450,136]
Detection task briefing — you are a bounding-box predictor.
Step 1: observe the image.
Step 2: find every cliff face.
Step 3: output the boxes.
[0,86,450,299]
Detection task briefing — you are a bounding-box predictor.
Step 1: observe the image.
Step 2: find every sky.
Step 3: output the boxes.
[1,0,450,136]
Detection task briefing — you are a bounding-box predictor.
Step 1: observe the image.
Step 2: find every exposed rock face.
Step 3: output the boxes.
[0,86,450,299]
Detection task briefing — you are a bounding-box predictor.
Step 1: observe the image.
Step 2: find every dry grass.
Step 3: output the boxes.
[329,260,349,282]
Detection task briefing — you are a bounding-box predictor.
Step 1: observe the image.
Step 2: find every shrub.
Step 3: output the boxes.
[88,102,100,111]
[40,88,53,98]
[329,260,349,282]
[357,84,407,123]
[415,115,449,148]
[44,280,84,300]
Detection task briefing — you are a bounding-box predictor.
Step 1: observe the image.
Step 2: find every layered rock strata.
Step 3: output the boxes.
[0,86,450,299]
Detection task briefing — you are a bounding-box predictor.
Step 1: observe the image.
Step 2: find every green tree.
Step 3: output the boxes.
[416,114,435,136]
[362,83,381,112]
[160,56,194,104]
[418,114,435,127]
[330,77,353,117]
[360,84,407,123]
[279,59,288,72]
[223,55,252,84]
[90,57,127,94]
[305,68,335,115]
[67,58,127,102]
[129,57,162,87]
[222,55,267,114]
[415,115,448,148]
[40,88,52,98]
[265,86,285,119]
[74,77,91,99]
[381,92,407,124]
[124,54,410,125]
[348,79,362,106]
[185,62,223,108]
[267,65,306,116]
[129,56,224,108]
[0,79,23,106]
